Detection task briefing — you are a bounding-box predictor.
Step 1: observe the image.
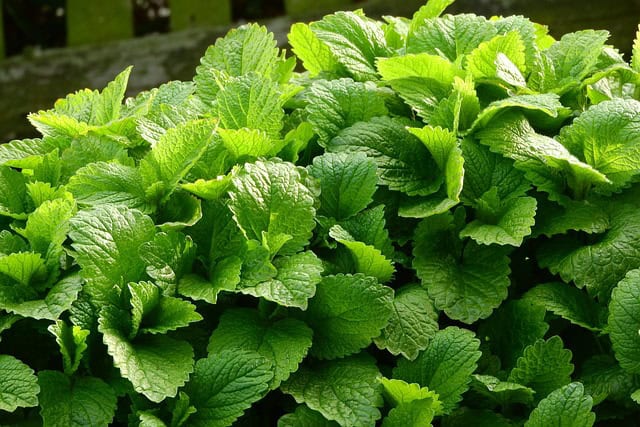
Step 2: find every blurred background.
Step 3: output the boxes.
[1,0,639,142]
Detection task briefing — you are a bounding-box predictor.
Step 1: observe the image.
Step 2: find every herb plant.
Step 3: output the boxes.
[2,0,640,425]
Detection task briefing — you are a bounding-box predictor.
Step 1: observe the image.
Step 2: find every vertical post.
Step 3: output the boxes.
[66,0,133,46]
[0,0,5,59]
[284,0,354,19]
[169,0,232,32]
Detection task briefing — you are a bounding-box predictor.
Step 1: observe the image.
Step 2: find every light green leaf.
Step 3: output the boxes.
[393,327,481,413]
[523,282,605,331]
[218,128,280,161]
[525,383,595,427]
[608,269,640,373]
[533,199,609,237]
[216,73,284,139]
[140,119,217,201]
[328,116,441,197]
[309,152,377,220]
[207,308,313,388]
[0,230,28,255]
[0,252,48,287]
[1,274,83,320]
[229,160,317,256]
[380,378,442,409]
[470,374,535,406]
[430,75,480,133]
[128,281,202,338]
[467,32,526,83]
[508,336,574,399]
[374,285,439,361]
[406,14,497,61]
[413,214,511,323]
[310,11,389,81]
[185,350,273,427]
[69,206,157,305]
[303,273,394,359]
[558,99,640,194]
[99,306,194,403]
[48,319,90,375]
[0,165,28,219]
[478,299,549,370]
[282,355,383,427]
[0,137,67,166]
[0,355,39,412]
[306,78,387,145]
[67,162,150,212]
[546,30,609,90]
[181,174,233,201]
[382,399,438,427]
[410,0,454,28]
[329,225,395,283]
[38,371,117,427]
[59,134,132,181]
[278,405,339,427]
[338,206,395,259]
[288,23,340,77]
[139,231,195,286]
[377,53,463,121]
[239,251,323,309]
[538,204,640,300]
[178,262,241,305]
[632,25,640,73]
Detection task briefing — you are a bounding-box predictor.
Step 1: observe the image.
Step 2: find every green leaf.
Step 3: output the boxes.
[609,269,640,373]
[127,281,202,338]
[0,137,68,166]
[139,231,196,286]
[282,355,383,427]
[238,251,324,309]
[430,75,480,133]
[377,53,463,121]
[140,119,217,201]
[215,74,284,139]
[524,383,595,427]
[406,14,497,61]
[546,30,609,90]
[69,206,157,305]
[288,23,340,77]
[309,11,389,81]
[0,355,39,412]
[558,99,640,194]
[413,214,511,323]
[538,204,640,300]
[533,199,609,237]
[410,0,454,27]
[470,375,535,406]
[523,282,605,331]
[380,378,443,426]
[48,319,90,375]
[374,285,439,361]
[467,32,526,84]
[327,116,441,197]
[303,273,394,359]
[478,299,549,370]
[181,175,233,201]
[184,350,274,427]
[278,405,339,427]
[393,327,481,413]
[580,355,638,405]
[0,165,28,219]
[218,128,281,161]
[1,274,83,320]
[508,336,574,400]
[305,78,387,145]
[309,152,377,220]
[442,408,513,427]
[380,378,442,409]
[229,160,317,256]
[460,192,537,246]
[632,25,640,73]
[196,23,280,79]
[207,308,313,388]
[382,399,438,427]
[178,266,240,305]
[67,162,150,212]
[99,307,194,403]
[338,206,395,258]
[38,371,117,427]
[0,230,28,255]
[329,225,395,283]
[477,112,608,201]
[0,252,48,287]
[59,134,132,181]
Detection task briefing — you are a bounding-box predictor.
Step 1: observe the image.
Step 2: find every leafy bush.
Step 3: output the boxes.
[2,0,640,425]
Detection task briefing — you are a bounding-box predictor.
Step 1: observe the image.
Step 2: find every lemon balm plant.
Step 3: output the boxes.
[1,0,640,425]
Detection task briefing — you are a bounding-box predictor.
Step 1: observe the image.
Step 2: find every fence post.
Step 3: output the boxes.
[0,0,4,59]
[66,0,133,46]
[284,0,354,18]
[169,0,232,32]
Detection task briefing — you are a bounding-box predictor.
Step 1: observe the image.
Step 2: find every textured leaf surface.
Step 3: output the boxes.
[207,308,313,388]
[0,355,39,412]
[185,350,273,427]
[282,355,383,427]
[609,269,640,373]
[393,327,481,413]
[303,274,393,359]
[525,383,595,427]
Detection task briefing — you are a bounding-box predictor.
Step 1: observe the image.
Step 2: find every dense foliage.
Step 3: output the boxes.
[2,0,640,425]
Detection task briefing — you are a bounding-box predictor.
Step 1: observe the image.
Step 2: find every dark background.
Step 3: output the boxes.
[1,0,639,142]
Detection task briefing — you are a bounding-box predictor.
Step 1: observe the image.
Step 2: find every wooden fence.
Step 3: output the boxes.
[0,0,366,59]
